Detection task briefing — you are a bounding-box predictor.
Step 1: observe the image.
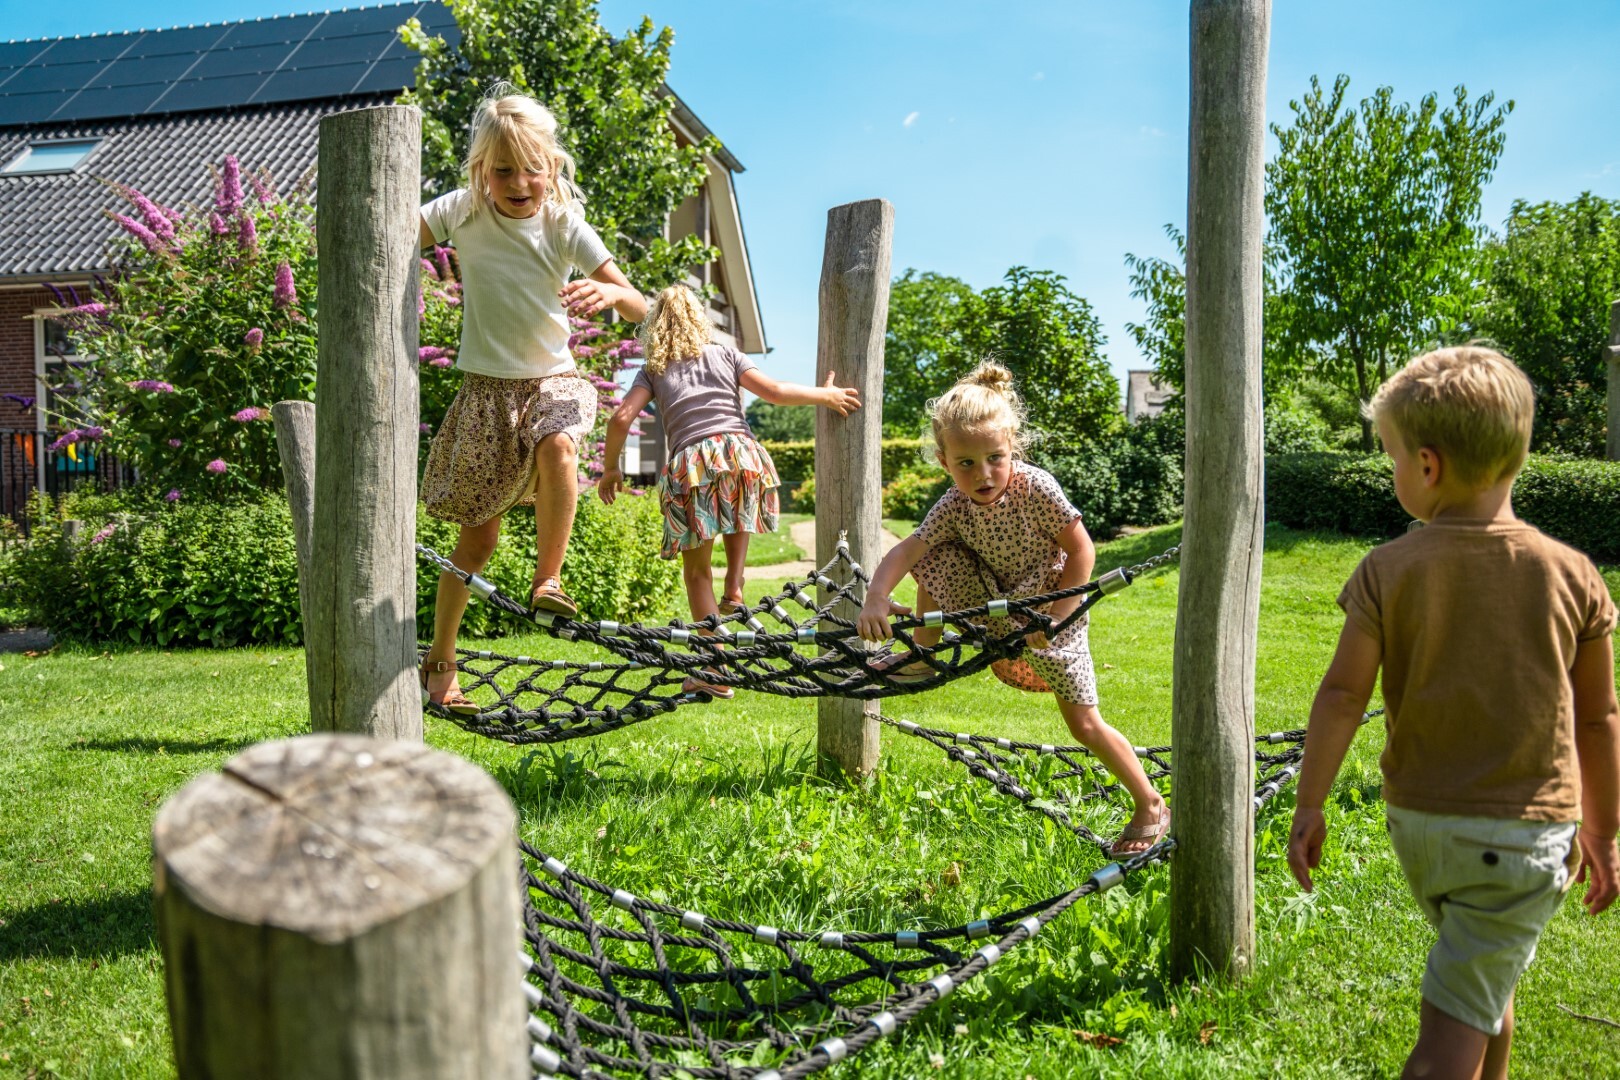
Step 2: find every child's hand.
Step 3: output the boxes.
[597,467,624,505]
[560,279,612,318]
[1576,828,1619,916]
[1287,807,1328,892]
[818,371,862,417]
[857,597,910,642]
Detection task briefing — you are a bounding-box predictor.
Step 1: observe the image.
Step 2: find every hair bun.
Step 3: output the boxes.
[966,360,1015,395]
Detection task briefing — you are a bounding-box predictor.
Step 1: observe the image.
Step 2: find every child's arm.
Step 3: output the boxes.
[856,535,930,641]
[419,217,437,250]
[1029,517,1096,649]
[1287,618,1381,892]
[596,385,653,506]
[739,368,861,417]
[1572,631,1620,915]
[560,260,649,323]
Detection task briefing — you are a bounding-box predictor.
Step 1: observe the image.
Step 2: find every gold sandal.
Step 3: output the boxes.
[530,577,578,617]
[420,659,480,717]
[682,669,735,700]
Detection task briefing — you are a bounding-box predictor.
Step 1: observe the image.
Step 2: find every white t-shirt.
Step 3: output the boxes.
[421,189,614,379]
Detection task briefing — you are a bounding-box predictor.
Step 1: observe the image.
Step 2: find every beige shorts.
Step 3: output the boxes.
[1385,804,1580,1035]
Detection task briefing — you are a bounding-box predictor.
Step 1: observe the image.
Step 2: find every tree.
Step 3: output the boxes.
[1265,75,1511,447]
[882,267,1119,444]
[744,400,815,442]
[402,0,715,292]
[1478,193,1620,456]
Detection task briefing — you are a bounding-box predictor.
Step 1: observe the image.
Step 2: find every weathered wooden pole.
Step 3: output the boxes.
[1171,0,1269,981]
[1606,299,1620,461]
[814,198,893,780]
[308,105,421,739]
[272,400,316,680]
[154,735,528,1079]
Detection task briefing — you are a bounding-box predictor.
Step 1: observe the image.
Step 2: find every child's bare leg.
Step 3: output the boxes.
[531,432,579,589]
[1402,998,1491,1080]
[720,533,749,605]
[910,578,942,650]
[1481,994,1513,1080]
[1056,698,1166,830]
[680,542,720,623]
[425,517,501,698]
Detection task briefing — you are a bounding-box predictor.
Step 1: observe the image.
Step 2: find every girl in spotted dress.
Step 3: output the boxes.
[417,86,648,715]
[856,361,1169,855]
[599,284,861,698]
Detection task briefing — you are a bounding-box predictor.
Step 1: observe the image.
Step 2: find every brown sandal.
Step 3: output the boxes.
[420,659,480,717]
[530,577,578,617]
[719,595,749,617]
[1110,804,1171,857]
[682,669,735,700]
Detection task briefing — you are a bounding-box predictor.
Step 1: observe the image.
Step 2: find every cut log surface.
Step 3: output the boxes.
[154,735,526,1079]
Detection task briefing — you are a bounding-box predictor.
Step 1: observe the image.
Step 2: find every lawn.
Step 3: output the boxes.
[2,523,1618,1078]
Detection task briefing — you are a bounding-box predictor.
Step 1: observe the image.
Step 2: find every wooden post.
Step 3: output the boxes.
[308,105,422,739]
[154,735,528,1079]
[272,400,316,660]
[814,199,893,781]
[1606,299,1620,461]
[1171,0,1269,982]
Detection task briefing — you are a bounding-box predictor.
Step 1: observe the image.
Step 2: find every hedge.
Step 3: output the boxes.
[10,489,680,645]
[1265,453,1620,561]
[762,439,928,486]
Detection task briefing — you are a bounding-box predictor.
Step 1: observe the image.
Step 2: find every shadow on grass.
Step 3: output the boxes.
[0,888,156,961]
[71,736,256,755]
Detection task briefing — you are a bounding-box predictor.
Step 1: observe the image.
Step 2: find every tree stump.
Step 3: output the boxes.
[814,198,894,780]
[153,734,527,1079]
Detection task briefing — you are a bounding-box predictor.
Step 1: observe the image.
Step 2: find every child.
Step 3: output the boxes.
[598,284,860,698]
[855,361,1169,855]
[1287,346,1619,1080]
[417,86,648,714]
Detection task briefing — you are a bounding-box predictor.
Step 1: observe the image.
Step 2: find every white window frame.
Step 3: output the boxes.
[33,311,95,492]
[2,139,103,177]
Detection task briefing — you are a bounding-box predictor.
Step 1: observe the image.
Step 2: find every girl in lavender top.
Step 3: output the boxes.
[599,284,860,698]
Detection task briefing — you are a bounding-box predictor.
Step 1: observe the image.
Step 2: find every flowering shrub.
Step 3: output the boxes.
[41,157,317,499]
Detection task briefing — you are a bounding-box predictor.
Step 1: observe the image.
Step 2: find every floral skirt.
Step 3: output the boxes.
[422,371,597,526]
[911,540,1098,705]
[656,432,780,558]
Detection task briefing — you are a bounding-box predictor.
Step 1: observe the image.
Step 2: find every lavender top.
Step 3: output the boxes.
[631,343,757,454]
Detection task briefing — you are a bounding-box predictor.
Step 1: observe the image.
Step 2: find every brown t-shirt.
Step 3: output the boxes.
[1339,519,1617,822]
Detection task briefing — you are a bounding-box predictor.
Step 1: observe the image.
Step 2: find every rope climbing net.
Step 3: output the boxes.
[515,712,1325,1079]
[415,538,1181,744]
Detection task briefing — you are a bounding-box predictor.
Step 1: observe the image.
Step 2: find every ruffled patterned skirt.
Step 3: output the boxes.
[656,432,780,558]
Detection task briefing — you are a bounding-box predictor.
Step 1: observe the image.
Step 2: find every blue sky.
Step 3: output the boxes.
[11,1,1620,394]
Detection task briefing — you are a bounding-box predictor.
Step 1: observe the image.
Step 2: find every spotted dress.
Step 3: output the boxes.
[910,462,1097,704]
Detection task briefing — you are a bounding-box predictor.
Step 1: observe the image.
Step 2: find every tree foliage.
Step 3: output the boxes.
[1478,193,1620,456]
[882,267,1119,443]
[1265,75,1511,446]
[744,400,815,442]
[402,0,716,291]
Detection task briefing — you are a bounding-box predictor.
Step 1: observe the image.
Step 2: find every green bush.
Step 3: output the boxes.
[788,476,815,514]
[882,464,951,521]
[1032,414,1184,539]
[761,439,927,488]
[9,489,680,645]
[1264,453,1620,561]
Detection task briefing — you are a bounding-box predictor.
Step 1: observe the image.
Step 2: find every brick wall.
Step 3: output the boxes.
[0,285,75,430]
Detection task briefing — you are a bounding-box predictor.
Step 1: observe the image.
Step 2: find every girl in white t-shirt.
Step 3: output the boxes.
[418,86,647,715]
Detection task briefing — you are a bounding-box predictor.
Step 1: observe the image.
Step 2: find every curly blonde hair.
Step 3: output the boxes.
[637,285,713,376]
[464,83,584,216]
[927,361,1030,461]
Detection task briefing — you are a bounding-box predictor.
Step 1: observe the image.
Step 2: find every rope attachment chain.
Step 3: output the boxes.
[414,540,1181,742]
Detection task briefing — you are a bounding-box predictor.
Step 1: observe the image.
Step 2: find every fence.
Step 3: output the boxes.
[0,428,136,533]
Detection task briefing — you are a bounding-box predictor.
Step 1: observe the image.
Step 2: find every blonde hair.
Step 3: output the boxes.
[928,361,1030,460]
[1367,345,1535,486]
[464,83,584,215]
[637,285,713,376]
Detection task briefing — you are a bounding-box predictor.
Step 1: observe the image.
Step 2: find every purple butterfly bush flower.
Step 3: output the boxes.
[89,523,118,545]
[231,407,267,423]
[216,156,244,216]
[617,339,643,359]
[167,438,183,448]
[238,211,258,255]
[130,379,176,393]
[244,327,264,348]
[272,262,297,309]
[3,393,37,409]
[420,257,439,280]
[574,345,597,359]
[250,171,277,207]
[111,213,166,255]
[123,187,176,244]
[206,458,228,475]
[435,246,453,282]
[165,489,183,503]
[81,426,105,440]
[419,422,432,434]
[418,346,449,364]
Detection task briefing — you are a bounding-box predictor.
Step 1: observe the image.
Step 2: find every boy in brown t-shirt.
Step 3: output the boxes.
[1287,346,1619,1080]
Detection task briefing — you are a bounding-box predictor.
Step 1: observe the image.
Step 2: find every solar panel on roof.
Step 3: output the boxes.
[216,13,323,48]
[80,53,196,90]
[122,27,232,60]
[55,83,169,118]
[154,73,270,114]
[253,64,368,104]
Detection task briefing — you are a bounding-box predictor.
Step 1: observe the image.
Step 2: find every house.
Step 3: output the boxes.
[0,2,764,517]
[1125,369,1176,423]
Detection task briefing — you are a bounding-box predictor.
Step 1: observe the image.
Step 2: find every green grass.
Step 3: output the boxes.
[3,524,1619,1078]
[711,513,813,567]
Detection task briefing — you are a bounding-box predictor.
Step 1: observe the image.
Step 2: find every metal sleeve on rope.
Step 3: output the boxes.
[598,620,620,637]
[796,626,818,644]
[868,1011,898,1037]
[954,732,972,744]
[1097,567,1130,595]
[754,1072,782,1080]
[526,1015,553,1043]
[1019,915,1041,938]
[816,1038,849,1064]
[754,925,780,945]
[542,857,568,879]
[816,575,836,590]
[896,930,919,948]
[820,931,844,948]
[670,628,691,644]
[987,599,1009,616]
[736,630,757,647]
[848,562,864,577]
[929,973,956,999]
[522,981,544,1009]
[1089,863,1125,892]
[531,1044,561,1075]
[680,911,707,931]
[976,944,1003,965]
[467,574,496,601]
[923,610,944,626]
[771,605,790,623]
[610,889,637,911]
[995,737,1013,750]
[966,919,990,940]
